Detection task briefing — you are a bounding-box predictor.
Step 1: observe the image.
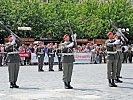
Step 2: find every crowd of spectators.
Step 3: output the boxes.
[0,42,133,66]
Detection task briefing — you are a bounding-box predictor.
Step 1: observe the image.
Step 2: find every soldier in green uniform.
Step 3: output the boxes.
[56,44,63,71]
[5,34,21,88]
[36,41,45,72]
[47,43,55,71]
[61,34,77,89]
[105,32,119,87]
[113,34,123,83]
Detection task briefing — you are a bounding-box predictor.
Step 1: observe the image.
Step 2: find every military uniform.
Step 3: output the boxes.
[5,36,21,88]
[47,47,55,71]
[56,48,63,71]
[36,45,45,72]
[61,34,77,89]
[115,37,123,83]
[105,32,118,87]
[122,45,128,63]
[100,46,106,63]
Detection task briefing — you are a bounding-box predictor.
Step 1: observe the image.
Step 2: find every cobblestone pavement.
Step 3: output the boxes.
[0,63,133,100]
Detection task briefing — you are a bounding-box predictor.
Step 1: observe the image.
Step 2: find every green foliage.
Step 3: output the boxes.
[0,0,133,41]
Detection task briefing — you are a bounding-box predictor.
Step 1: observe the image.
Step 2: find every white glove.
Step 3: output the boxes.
[71,33,77,41]
[66,42,74,48]
[71,34,74,41]
[73,33,77,40]
[121,36,124,41]
[11,39,16,45]
[12,34,16,40]
[113,40,121,45]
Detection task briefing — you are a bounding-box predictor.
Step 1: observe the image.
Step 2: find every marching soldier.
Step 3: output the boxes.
[105,32,119,87]
[56,44,63,71]
[36,41,45,72]
[113,34,123,83]
[5,34,21,88]
[61,34,77,89]
[100,45,106,63]
[47,43,55,71]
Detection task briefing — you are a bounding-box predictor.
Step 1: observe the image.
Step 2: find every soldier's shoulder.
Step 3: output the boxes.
[105,39,109,43]
[105,39,109,42]
[5,42,10,45]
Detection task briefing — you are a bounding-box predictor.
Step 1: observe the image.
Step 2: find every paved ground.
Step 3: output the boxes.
[0,63,133,100]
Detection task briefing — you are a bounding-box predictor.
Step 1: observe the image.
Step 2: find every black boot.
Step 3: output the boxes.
[64,82,69,89]
[115,77,123,83]
[13,82,19,88]
[118,76,122,78]
[59,64,63,71]
[49,69,54,71]
[112,79,117,87]
[68,82,73,89]
[108,79,113,87]
[38,69,44,72]
[10,82,14,88]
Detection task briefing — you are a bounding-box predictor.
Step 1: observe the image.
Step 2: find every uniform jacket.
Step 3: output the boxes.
[36,46,45,57]
[5,40,21,63]
[47,47,55,58]
[105,39,118,60]
[61,41,76,63]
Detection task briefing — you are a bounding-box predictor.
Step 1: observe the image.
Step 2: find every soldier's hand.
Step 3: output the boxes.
[113,40,121,45]
[73,33,77,40]
[12,34,16,41]
[11,39,16,45]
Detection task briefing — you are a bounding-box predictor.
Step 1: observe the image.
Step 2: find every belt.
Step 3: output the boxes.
[62,53,74,56]
[8,52,19,54]
[117,50,122,52]
[107,51,117,54]
[49,53,54,54]
[38,52,44,54]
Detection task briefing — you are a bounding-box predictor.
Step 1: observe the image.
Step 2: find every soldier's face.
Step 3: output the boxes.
[109,33,113,39]
[65,36,70,41]
[8,37,13,42]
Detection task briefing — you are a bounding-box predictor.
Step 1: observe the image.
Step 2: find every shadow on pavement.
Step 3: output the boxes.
[73,88,103,93]
[124,82,133,85]
[123,77,133,79]
[18,87,40,90]
[118,86,133,90]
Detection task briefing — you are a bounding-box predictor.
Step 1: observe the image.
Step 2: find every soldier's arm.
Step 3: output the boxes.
[61,43,68,52]
[36,48,38,55]
[5,44,13,52]
[47,48,50,56]
[15,39,21,48]
[105,40,115,47]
